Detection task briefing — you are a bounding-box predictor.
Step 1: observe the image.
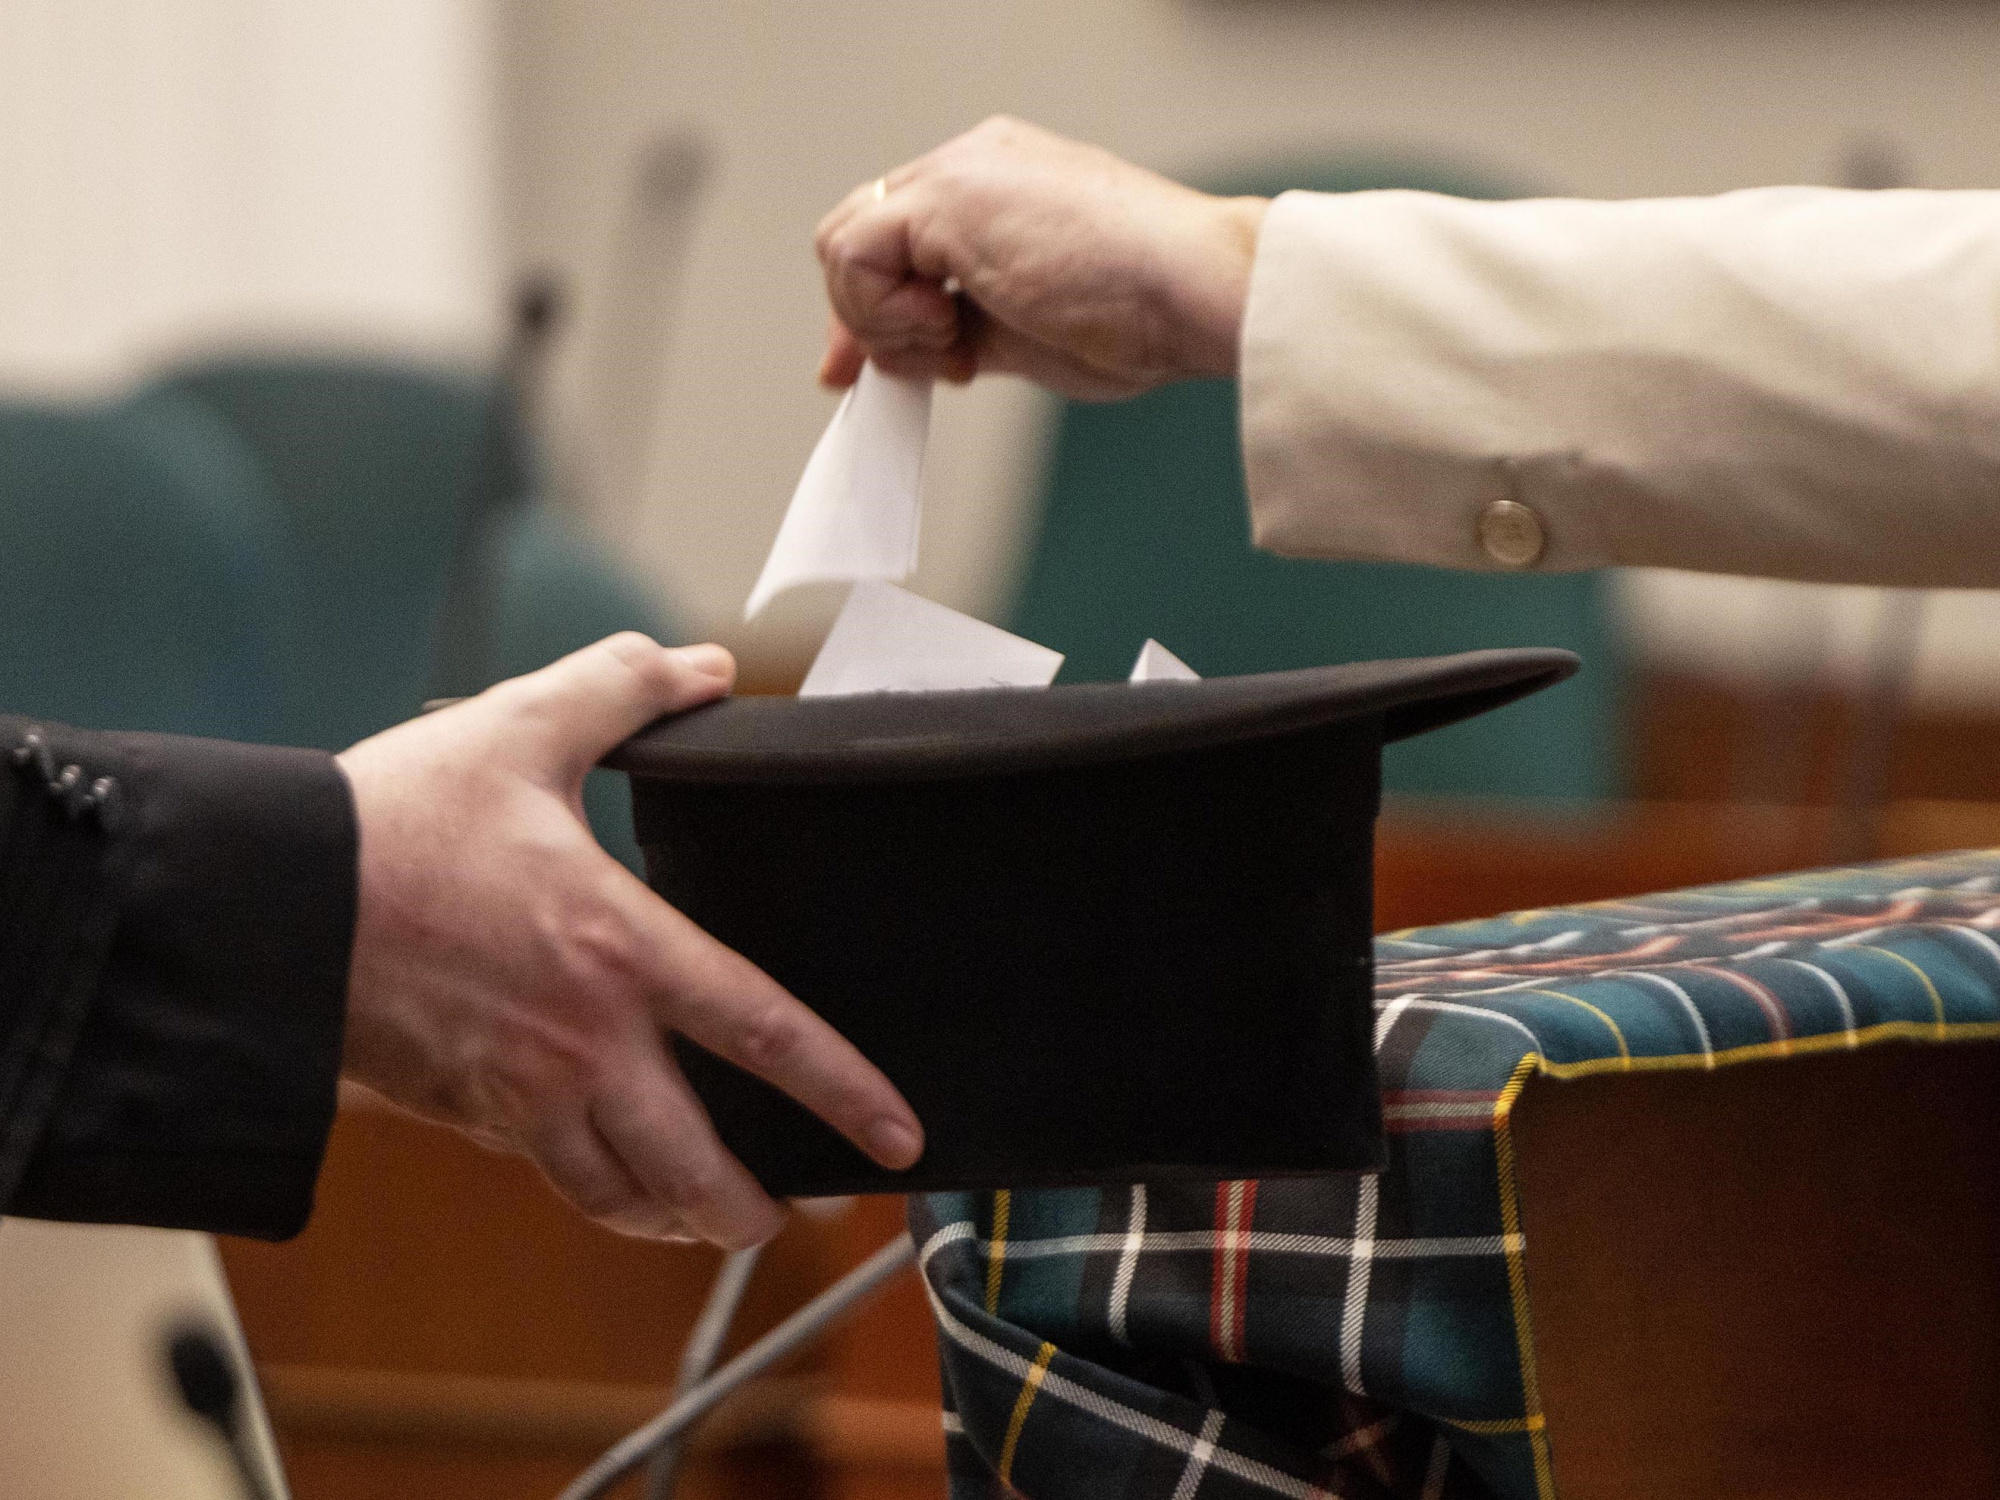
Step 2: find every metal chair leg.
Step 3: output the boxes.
[641,1244,762,1500]
[558,1234,916,1500]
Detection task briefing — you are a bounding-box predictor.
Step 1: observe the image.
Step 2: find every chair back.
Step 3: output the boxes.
[149,357,529,748]
[156,356,672,864]
[0,398,290,741]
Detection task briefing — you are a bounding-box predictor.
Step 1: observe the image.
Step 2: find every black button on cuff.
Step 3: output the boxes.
[11,730,57,788]
[89,777,122,832]
[9,730,121,831]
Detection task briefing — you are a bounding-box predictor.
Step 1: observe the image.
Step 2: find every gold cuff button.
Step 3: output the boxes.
[1477,498,1546,569]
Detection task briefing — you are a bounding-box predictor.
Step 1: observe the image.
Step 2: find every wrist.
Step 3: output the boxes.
[1173,194,1268,380]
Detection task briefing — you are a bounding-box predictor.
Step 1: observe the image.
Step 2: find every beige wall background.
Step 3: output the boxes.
[502,0,2000,701]
[0,0,499,396]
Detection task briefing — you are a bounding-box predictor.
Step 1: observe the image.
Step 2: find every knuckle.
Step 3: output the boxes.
[734,1003,805,1074]
[615,643,698,710]
[470,673,535,725]
[599,630,669,682]
[666,1156,732,1220]
[826,236,870,291]
[562,907,649,993]
[971,114,1030,157]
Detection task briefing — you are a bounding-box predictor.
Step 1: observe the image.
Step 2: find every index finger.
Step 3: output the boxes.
[814,175,890,251]
[628,884,926,1172]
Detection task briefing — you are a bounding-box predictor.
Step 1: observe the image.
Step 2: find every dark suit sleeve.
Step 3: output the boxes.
[0,715,356,1241]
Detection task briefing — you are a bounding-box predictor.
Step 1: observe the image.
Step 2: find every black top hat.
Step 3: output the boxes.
[609,648,1576,1197]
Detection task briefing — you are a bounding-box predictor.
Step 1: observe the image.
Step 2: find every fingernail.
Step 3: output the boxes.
[676,643,733,680]
[867,1118,924,1170]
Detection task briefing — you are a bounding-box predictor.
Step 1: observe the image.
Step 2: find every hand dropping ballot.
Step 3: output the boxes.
[745,362,1199,687]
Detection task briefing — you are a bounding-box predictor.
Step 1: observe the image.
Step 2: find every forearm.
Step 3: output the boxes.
[1242,185,2000,586]
[0,717,355,1241]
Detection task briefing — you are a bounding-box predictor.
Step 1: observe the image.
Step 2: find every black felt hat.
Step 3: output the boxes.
[607,648,1576,1197]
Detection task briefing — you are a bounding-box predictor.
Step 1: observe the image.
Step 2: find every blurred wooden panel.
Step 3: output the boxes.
[809,1195,944,1408]
[259,1366,937,1500]
[1375,801,1826,931]
[221,1105,945,1499]
[1376,798,2000,932]
[274,1396,946,1500]
[279,1437,804,1500]
[220,1102,837,1385]
[259,1366,809,1450]
[1630,667,2000,805]
[1513,1041,2000,1499]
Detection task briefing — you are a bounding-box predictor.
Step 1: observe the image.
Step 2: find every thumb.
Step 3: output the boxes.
[497,632,734,784]
[818,315,867,388]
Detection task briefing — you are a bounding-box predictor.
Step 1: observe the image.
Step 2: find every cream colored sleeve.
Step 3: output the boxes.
[1239,186,2000,586]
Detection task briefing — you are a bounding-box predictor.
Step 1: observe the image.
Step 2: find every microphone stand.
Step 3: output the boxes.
[557,1233,915,1500]
[164,1321,282,1500]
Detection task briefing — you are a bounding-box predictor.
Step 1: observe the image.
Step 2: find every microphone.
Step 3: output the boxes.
[164,1321,280,1500]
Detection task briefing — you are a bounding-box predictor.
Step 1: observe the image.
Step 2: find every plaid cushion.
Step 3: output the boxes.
[913,850,2000,1499]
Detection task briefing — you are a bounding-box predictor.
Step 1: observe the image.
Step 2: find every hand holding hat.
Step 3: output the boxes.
[334,634,924,1247]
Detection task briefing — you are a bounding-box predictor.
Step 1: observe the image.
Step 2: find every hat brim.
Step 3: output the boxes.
[606,647,1579,785]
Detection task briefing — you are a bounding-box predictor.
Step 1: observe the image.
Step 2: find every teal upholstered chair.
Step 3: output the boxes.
[0,397,291,744]
[1009,161,1622,802]
[141,359,529,749]
[147,357,671,866]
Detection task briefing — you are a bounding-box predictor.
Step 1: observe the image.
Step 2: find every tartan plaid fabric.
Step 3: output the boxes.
[912,850,2000,1500]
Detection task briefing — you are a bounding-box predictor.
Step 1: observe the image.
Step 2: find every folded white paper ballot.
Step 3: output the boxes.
[1129,638,1200,682]
[799,582,1064,697]
[743,363,931,620]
